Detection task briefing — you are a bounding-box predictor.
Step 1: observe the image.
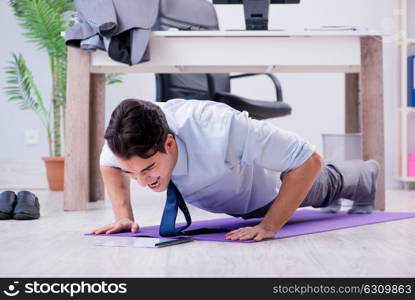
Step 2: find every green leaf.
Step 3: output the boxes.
[3,53,50,129]
[10,0,75,19]
[106,73,124,85]
[14,0,68,58]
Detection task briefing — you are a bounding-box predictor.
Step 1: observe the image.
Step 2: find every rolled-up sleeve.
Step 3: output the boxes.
[226,111,316,172]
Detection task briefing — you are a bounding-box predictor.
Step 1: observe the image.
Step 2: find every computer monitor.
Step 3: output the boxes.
[213,0,300,30]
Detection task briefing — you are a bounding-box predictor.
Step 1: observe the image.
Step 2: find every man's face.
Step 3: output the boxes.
[116,134,178,192]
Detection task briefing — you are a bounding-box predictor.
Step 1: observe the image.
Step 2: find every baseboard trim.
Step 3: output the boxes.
[0,159,48,189]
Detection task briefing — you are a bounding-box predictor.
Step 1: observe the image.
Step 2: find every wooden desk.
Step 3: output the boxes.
[64,30,385,211]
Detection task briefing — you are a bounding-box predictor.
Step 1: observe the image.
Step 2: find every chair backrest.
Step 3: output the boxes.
[155,0,230,102]
[156,0,219,30]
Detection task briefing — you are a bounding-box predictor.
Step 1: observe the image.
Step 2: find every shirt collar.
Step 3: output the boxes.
[172,136,188,177]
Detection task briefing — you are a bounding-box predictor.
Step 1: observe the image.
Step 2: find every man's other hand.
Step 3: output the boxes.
[91,218,140,234]
[225,222,277,241]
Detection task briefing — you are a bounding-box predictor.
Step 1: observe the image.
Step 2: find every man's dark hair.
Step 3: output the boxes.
[104,99,171,159]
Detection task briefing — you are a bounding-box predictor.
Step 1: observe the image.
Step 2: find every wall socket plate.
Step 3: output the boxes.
[24,129,39,145]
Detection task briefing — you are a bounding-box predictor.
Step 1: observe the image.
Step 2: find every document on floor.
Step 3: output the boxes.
[94,236,193,248]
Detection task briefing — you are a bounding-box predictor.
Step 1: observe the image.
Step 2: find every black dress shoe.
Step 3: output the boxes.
[0,191,17,219]
[13,191,40,220]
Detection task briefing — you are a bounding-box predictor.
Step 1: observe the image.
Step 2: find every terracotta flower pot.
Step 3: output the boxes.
[42,157,64,191]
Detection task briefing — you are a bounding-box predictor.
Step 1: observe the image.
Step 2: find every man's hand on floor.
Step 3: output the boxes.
[91,218,140,234]
[225,222,277,241]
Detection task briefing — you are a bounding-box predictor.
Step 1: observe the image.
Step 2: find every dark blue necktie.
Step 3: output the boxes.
[159,181,192,237]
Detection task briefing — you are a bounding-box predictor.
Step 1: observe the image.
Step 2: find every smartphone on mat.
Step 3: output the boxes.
[155,236,194,248]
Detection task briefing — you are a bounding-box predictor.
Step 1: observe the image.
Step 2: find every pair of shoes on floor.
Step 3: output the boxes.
[321,160,380,214]
[0,190,40,220]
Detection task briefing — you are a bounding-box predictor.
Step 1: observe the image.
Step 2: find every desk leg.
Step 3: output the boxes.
[64,47,91,211]
[89,74,105,202]
[345,73,360,134]
[360,36,385,210]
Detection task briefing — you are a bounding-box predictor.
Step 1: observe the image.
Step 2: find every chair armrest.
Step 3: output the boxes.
[229,73,283,102]
[215,91,291,119]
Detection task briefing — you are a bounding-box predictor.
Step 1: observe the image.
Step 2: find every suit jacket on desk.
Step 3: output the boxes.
[65,0,160,65]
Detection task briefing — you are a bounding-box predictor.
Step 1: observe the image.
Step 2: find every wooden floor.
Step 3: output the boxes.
[0,186,414,277]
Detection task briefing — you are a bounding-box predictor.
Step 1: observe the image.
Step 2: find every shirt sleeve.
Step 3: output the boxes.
[99,142,120,168]
[225,111,316,172]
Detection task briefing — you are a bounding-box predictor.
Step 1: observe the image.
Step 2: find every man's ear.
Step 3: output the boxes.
[165,134,175,149]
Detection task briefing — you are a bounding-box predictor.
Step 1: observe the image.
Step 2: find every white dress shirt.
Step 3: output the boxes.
[100,99,316,215]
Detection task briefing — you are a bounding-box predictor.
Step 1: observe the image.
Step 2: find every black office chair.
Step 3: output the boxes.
[154,0,292,120]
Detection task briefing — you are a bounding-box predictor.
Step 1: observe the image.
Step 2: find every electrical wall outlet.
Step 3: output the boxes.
[25,129,39,145]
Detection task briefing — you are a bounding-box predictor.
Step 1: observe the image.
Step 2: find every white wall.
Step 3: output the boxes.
[0,1,51,159]
[0,0,406,189]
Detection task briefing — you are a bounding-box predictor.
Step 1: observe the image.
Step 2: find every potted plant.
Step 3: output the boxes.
[3,0,122,191]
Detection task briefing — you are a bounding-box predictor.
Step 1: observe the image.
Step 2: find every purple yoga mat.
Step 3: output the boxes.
[88,210,415,243]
